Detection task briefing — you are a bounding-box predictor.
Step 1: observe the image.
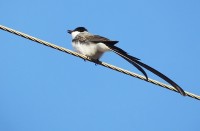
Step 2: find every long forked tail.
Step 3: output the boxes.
[107,45,186,96]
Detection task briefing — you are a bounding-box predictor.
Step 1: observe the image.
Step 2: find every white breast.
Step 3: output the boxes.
[72,41,110,60]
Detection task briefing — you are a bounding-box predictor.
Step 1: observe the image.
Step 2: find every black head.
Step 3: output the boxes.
[74,27,88,32]
[68,27,88,34]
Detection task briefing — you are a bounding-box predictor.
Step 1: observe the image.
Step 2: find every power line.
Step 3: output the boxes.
[1,25,199,100]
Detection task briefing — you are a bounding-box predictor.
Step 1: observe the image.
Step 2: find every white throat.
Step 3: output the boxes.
[71,31,81,39]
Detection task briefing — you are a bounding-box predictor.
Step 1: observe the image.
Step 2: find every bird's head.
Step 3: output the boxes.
[68,27,88,39]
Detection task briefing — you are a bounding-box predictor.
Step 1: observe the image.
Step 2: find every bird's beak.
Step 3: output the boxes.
[67,30,73,34]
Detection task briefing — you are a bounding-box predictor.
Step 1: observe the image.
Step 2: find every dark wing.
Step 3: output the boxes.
[89,35,119,45]
[88,35,147,79]
[89,35,140,60]
[105,44,186,96]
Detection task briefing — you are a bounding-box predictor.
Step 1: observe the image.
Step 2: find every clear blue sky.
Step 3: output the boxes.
[0,0,200,131]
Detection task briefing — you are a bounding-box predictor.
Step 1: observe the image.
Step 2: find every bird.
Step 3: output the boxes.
[67,27,186,96]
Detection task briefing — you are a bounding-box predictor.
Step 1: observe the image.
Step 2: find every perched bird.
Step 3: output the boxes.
[67,27,186,96]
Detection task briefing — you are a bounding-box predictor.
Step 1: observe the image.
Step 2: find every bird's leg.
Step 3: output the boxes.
[82,57,100,65]
[92,59,101,66]
[82,56,89,62]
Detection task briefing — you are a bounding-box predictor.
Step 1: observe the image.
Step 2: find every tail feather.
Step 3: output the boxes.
[108,45,148,80]
[132,60,186,96]
[106,44,186,96]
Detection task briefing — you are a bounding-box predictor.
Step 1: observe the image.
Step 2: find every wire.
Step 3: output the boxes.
[0,25,199,100]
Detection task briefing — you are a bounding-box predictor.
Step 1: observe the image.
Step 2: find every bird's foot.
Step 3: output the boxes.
[92,59,101,66]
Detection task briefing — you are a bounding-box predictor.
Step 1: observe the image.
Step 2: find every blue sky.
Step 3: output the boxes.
[0,0,200,131]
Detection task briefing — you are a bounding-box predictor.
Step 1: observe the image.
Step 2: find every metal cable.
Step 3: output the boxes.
[1,25,199,100]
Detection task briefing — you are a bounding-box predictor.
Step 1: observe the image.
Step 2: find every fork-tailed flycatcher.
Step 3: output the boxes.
[67,27,186,96]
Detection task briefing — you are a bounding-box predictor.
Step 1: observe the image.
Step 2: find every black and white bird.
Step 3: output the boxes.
[67,27,186,96]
